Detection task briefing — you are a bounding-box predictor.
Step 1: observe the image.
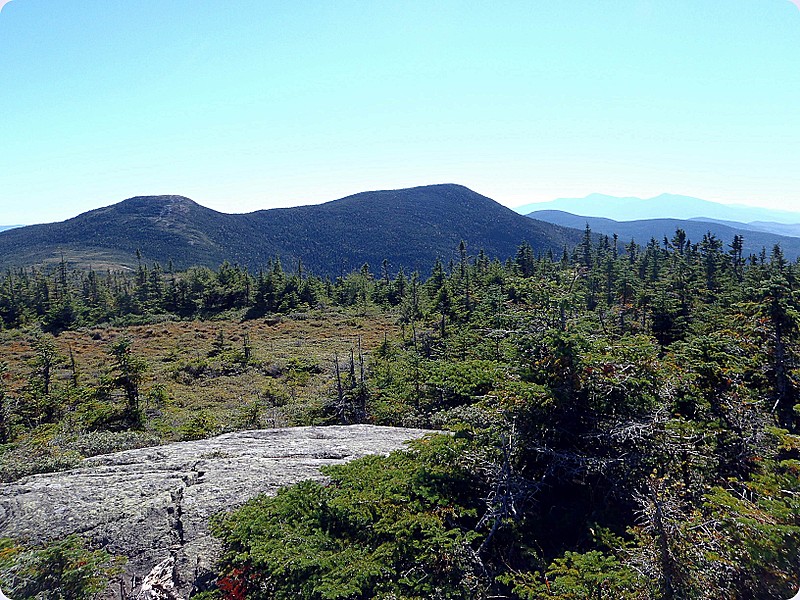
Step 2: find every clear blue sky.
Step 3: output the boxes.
[1,0,799,224]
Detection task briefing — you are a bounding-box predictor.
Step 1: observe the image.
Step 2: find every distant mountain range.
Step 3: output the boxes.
[515,193,800,228]
[528,210,800,260]
[0,225,22,232]
[0,184,583,275]
[686,217,800,239]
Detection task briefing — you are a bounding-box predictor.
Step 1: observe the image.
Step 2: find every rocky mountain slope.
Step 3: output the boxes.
[0,425,434,599]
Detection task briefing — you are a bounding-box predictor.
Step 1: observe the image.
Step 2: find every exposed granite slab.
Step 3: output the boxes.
[0,425,434,598]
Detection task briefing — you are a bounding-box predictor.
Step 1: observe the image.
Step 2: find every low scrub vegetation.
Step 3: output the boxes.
[1,229,800,598]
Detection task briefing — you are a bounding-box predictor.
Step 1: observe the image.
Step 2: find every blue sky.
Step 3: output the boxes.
[1,0,799,224]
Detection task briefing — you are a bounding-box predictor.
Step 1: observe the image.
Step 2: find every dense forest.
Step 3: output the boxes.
[0,185,583,275]
[1,227,799,599]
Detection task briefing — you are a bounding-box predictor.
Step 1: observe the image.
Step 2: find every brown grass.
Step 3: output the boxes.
[0,308,399,442]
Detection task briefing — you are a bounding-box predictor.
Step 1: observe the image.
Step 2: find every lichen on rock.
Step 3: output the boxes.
[0,425,433,599]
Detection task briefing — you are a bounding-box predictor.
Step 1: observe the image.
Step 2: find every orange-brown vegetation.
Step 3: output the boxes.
[0,308,398,442]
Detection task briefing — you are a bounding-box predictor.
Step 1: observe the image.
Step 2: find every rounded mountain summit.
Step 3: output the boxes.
[0,184,583,275]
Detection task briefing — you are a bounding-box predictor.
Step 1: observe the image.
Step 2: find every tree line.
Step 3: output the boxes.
[213,229,800,600]
[1,227,800,598]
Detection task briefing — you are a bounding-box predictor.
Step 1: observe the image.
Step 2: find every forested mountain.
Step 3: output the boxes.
[529,209,800,260]
[0,184,582,276]
[516,192,800,227]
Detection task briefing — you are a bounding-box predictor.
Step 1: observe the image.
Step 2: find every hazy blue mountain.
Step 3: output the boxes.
[0,225,22,232]
[686,217,800,238]
[528,210,800,260]
[0,184,583,275]
[516,193,800,228]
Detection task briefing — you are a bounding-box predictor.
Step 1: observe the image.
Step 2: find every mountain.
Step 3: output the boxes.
[687,217,800,239]
[0,225,22,232]
[528,210,800,260]
[515,193,800,229]
[0,195,234,272]
[0,184,583,275]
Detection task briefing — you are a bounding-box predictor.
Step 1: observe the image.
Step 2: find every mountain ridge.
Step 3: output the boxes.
[0,184,582,275]
[515,193,800,227]
[528,210,800,260]
[686,217,800,238]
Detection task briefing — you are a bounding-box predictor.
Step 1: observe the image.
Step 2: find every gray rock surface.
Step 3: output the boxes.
[137,557,180,600]
[0,425,434,598]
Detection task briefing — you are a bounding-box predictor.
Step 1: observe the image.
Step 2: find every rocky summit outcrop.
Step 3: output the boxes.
[0,425,434,599]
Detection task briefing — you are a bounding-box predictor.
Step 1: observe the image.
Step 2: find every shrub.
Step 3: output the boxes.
[212,435,486,600]
[0,442,82,482]
[180,410,220,440]
[0,535,123,599]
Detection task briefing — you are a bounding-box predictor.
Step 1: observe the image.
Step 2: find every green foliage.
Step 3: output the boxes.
[500,550,647,599]
[0,429,160,482]
[180,409,220,440]
[3,229,800,598]
[424,360,501,405]
[0,441,82,482]
[0,535,123,599]
[213,435,486,600]
[107,336,147,427]
[208,232,800,599]
[0,360,12,443]
[700,437,800,597]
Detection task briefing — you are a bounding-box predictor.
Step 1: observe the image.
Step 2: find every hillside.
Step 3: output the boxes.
[687,217,800,238]
[516,193,800,228]
[529,210,800,260]
[0,195,236,271]
[1,220,799,599]
[0,185,582,275]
